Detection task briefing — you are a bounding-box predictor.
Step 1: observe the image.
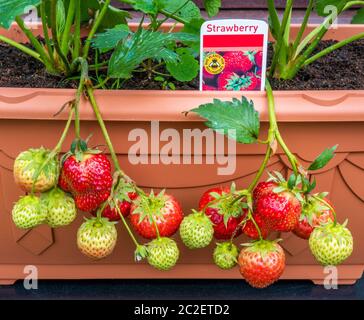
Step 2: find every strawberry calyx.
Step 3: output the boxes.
[267,171,304,202]
[241,239,282,258]
[135,244,148,262]
[132,190,168,225]
[224,73,254,91]
[61,137,102,164]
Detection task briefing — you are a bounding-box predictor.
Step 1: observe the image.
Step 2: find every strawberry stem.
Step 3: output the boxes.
[114,200,143,248]
[312,195,338,227]
[30,106,75,195]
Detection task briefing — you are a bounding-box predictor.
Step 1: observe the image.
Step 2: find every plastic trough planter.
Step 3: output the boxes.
[0,24,364,285]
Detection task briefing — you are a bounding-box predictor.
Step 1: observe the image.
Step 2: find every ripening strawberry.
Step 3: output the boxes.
[146,237,179,271]
[77,217,117,260]
[254,182,302,232]
[238,240,286,288]
[254,51,263,68]
[130,192,183,239]
[199,186,244,240]
[309,221,353,266]
[92,192,137,221]
[252,181,276,201]
[223,51,254,73]
[293,196,334,239]
[213,242,239,270]
[242,212,271,240]
[12,195,47,229]
[14,147,58,193]
[42,187,77,228]
[58,153,112,212]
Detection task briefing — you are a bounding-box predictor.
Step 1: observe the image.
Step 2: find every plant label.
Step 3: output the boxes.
[200,19,268,91]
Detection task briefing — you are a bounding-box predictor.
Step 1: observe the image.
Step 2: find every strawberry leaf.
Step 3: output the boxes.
[191,97,260,144]
[287,173,296,190]
[308,145,337,171]
[203,0,221,18]
[92,24,130,53]
[166,48,199,82]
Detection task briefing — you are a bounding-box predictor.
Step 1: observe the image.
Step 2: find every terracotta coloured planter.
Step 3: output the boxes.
[0,24,364,285]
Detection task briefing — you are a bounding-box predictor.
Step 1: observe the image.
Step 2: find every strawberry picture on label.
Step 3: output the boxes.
[200,20,268,91]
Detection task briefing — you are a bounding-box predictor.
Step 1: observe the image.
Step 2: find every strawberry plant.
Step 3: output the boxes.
[268,0,364,79]
[189,80,353,287]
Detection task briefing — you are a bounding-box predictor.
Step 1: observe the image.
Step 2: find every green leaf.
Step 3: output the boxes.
[287,173,297,190]
[166,48,199,82]
[352,7,364,24]
[0,0,41,29]
[314,0,347,16]
[163,0,202,23]
[92,24,130,53]
[108,29,197,79]
[308,145,338,171]
[101,6,131,29]
[132,0,160,15]
[203,0,221,18]
[191,97,260,144]
[181,18,204,54]
[56,0,66,38]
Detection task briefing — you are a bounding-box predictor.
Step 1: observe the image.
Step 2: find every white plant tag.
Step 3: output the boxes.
[200,19,268,92]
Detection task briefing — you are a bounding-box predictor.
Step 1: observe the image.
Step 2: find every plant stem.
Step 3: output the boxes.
[304,32,364,66]
[248,146,272,193]
[267,0,281,41]
[269,0,293,77]
[292,0,314,53]
[73,0,82,61]
[313,195,338,226]
[15,16,55,73]
[50,0,72,74]
[31,107,75,194]
[83,0,111,59]
[61,0,76,55]
[40,2,55,65]
[265,80,299,175]
[115,201,141,247]
[0,35,41,61]
[86,85,121,172]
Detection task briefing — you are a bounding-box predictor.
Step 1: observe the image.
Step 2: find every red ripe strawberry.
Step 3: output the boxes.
[59,154,112,212]
[253,181,276,201]
[293,195,334,239]
[202,84,216,91]
[242,212,271,240]
[253,175,302,232]
[199,186,244,240]
[92,192,137,221]
[130,191,183,239]
[255,190,301,232]
[223,51,254,73]
[255,51,263,68]
[238,240,285,288]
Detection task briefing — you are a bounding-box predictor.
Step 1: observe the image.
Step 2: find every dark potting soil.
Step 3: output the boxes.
[0,39,364,90]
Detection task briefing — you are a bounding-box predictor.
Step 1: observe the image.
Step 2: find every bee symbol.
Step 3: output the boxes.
[209,59,221,69]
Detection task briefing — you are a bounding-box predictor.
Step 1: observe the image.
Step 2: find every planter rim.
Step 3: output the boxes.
[1,88,364,122]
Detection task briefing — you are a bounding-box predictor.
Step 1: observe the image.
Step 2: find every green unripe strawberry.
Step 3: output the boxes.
[77,217,118,260]
[42,187,77,228]
[213,242,239,269]
[13,147,59,193]
[12,195,47,229]
[180,210,214,249]
[147,237,179,271]
[309,221,353,266]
